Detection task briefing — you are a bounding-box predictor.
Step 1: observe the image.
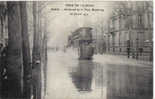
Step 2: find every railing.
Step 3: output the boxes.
[106,44,153,62]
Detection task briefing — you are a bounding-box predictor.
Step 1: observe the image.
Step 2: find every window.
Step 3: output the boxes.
[138,14,142,25]
[149,13,153,28]
[132,14,137,28]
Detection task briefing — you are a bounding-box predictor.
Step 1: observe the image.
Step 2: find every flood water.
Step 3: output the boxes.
[46,51,153,99]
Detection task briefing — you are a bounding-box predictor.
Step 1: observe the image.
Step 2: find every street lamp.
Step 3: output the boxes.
[136,38,139,60]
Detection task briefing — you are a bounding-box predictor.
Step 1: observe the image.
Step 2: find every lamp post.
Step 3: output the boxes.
[107,34,110,52]
[136,38,139,60]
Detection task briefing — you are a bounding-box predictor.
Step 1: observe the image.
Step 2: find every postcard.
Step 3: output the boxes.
[0,1,153,99]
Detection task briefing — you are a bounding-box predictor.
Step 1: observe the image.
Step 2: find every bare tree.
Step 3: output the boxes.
[32,2,42,99]
[7,2,23,98]
[20,2,32,99]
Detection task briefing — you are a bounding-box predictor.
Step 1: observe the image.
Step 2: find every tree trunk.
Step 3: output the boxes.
[20,2,32,99]
[32,2,42,99]
[43,20,48,96]
[7,2,23,98]
[43,33,47,97]
[1,16,4,42]
[0,13,3,99]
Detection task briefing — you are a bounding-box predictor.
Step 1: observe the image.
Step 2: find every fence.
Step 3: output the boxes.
[105,42,153,62]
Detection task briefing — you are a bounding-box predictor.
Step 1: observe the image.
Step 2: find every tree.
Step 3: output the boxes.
[7,2,23,98]
[41,18,48,98]
[0,2,7,98]
[32,2,49,98]
[32,2,42,99]
[20,2,32,99]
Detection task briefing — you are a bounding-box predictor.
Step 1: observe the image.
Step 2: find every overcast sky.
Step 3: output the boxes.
[43,1,115,47]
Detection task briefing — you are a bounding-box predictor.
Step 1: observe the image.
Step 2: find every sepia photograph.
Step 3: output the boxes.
[0,1,153,99]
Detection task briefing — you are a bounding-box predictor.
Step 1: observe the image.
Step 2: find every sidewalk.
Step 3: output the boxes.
[112,54,153,66]
[106,51,152,61]
[93,54,153,67]
[65,48,153,67]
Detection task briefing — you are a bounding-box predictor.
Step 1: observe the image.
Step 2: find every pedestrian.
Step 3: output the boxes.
[135,48,139,60]
[139,48,143,56]
[127,47,130,58]
[127,40,130,58]
[132,49,135,59]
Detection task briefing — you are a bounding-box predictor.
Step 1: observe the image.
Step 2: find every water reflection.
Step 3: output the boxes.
[70,60,94,92]
[69,60,153,99]
[106,64,153,99]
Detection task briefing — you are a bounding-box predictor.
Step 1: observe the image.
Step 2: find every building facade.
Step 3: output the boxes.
[105,1,153,60]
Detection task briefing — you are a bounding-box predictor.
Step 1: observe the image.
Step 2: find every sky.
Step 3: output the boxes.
[43,1,115,47]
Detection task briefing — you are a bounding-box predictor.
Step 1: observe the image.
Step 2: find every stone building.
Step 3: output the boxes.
[105,1,153,59]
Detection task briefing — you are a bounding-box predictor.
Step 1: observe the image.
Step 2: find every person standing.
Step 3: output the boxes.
[127,40,130,58]
[127,47,130,58]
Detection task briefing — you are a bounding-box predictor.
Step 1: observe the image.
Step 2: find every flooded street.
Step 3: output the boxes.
[45,50,153,99]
